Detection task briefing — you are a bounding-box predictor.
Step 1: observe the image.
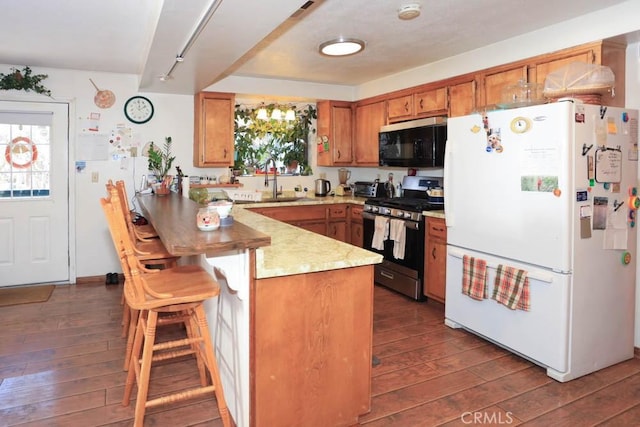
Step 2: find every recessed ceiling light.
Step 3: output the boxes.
[319,38,365,57]
[398,3,421,20]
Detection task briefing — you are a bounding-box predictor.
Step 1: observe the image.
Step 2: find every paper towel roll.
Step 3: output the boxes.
[182,177,190,198]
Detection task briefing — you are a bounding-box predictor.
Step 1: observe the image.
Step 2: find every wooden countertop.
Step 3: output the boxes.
[137,193,271,257]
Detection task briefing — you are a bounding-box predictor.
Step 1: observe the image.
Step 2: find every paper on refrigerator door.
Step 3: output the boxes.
[603,203,628,249]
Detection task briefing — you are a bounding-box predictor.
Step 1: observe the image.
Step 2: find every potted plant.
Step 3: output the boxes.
[147,136,176,195]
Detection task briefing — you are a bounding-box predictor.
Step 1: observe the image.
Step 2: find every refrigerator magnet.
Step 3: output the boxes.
[622,251,632,265]
[510,117,531,134]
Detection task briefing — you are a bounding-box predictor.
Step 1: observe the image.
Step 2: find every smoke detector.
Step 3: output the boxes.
[398,3,421,20]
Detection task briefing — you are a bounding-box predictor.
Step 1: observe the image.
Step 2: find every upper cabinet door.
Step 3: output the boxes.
[481,65,528,108]
[387,94,414,122]
[354,101,385,166]
[448,80,476,118]
[415,87,447,116]
[194,92,235,167]
[317,100,354,166]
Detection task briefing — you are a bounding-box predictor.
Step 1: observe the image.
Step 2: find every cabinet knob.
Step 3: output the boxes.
[432,247,436,259]
[419,99,424,109]
[404,101,409,112]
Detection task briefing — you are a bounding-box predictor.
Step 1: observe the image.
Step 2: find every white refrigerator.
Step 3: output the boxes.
[444,100,638,382]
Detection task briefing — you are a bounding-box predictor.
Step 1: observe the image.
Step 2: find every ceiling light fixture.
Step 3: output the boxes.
[319,38,365,57]
[398,3,421,20]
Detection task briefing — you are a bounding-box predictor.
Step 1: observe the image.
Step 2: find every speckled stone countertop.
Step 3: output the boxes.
[231,197,382,279]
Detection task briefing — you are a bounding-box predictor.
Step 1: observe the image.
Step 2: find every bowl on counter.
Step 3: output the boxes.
[209,200,233,218]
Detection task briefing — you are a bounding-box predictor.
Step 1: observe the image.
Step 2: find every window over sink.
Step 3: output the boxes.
[234,102,316,176]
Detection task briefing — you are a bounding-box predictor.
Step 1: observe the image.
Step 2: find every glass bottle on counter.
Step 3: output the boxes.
[385,173,395,198]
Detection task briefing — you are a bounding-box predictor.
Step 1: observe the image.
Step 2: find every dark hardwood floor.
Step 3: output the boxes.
[1,281,640,426]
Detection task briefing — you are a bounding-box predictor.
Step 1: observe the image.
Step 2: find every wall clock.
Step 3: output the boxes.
[124,96,154,124]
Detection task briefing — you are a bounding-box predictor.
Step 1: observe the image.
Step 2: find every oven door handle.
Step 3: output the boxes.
[362,211,377,220]
[363,212,421,230]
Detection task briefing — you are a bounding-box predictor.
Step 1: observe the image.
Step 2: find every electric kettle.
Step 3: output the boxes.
[314,179,331,197]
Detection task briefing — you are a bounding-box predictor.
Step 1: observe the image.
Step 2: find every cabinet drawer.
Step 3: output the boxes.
[329,205,347,219]
[427,218,446,240]
[350,206,363,221]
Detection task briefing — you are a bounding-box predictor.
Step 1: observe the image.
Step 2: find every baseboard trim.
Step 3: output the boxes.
[76,274,122,285]
[635,347,640,359]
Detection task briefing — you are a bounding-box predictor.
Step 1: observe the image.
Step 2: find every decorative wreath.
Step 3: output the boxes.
[5,136,38,168]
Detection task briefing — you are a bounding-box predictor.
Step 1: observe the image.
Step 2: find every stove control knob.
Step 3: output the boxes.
[395,210,404,218]
[403,212,412,219]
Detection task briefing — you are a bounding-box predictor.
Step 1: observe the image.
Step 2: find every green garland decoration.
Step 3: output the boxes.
[0,66,51,96]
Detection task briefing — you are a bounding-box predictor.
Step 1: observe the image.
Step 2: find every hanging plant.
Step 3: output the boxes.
[0,66,51,96]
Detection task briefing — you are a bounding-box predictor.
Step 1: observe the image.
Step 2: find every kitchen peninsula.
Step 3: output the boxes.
[137,193,383,427]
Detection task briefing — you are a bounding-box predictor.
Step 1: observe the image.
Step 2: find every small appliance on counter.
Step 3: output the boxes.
[353,181,386,198]
[336,168,352,196]
[314,179,331,197]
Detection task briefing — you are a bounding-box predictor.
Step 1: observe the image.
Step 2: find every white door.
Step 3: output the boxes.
[444,102,573,271]
[0,101,69,287]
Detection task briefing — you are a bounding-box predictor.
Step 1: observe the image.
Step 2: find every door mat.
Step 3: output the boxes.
[0,284,55,307]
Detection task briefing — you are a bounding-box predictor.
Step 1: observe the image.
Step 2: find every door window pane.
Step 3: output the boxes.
[0,118,52,198]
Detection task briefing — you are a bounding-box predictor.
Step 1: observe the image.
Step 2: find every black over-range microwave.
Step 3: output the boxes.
[378,116,447,168]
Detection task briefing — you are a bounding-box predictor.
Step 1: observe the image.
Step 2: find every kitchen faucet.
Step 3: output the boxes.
[264,157,279,199]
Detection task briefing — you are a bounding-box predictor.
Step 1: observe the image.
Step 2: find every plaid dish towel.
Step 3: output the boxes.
[462,255,488,300]
[492,264,530,311]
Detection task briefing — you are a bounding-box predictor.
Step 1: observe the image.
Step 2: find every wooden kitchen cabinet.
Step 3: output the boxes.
[327,205,347,242]
[424,217,447,303]
[387,94,414,122]
[354,100,385,166]
[415,87,448,116]
[249,203,355,242]
[529,40,626,107]
[193,91,235,167]
[249,204,327,235]
[387,87,448,123]
[349,205,363,247]
[253,266,373,426]
[317,100,354,166]
[448,79,476,117]
[479,65,528,108]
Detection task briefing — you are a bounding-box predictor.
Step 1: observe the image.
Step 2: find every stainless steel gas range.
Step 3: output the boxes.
[362,176,443,300]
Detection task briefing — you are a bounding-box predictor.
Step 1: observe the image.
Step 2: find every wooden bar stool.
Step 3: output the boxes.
[104,184,179,367]
[100,195,231,427]
[105,182,178,268]
[113,179,159,241]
